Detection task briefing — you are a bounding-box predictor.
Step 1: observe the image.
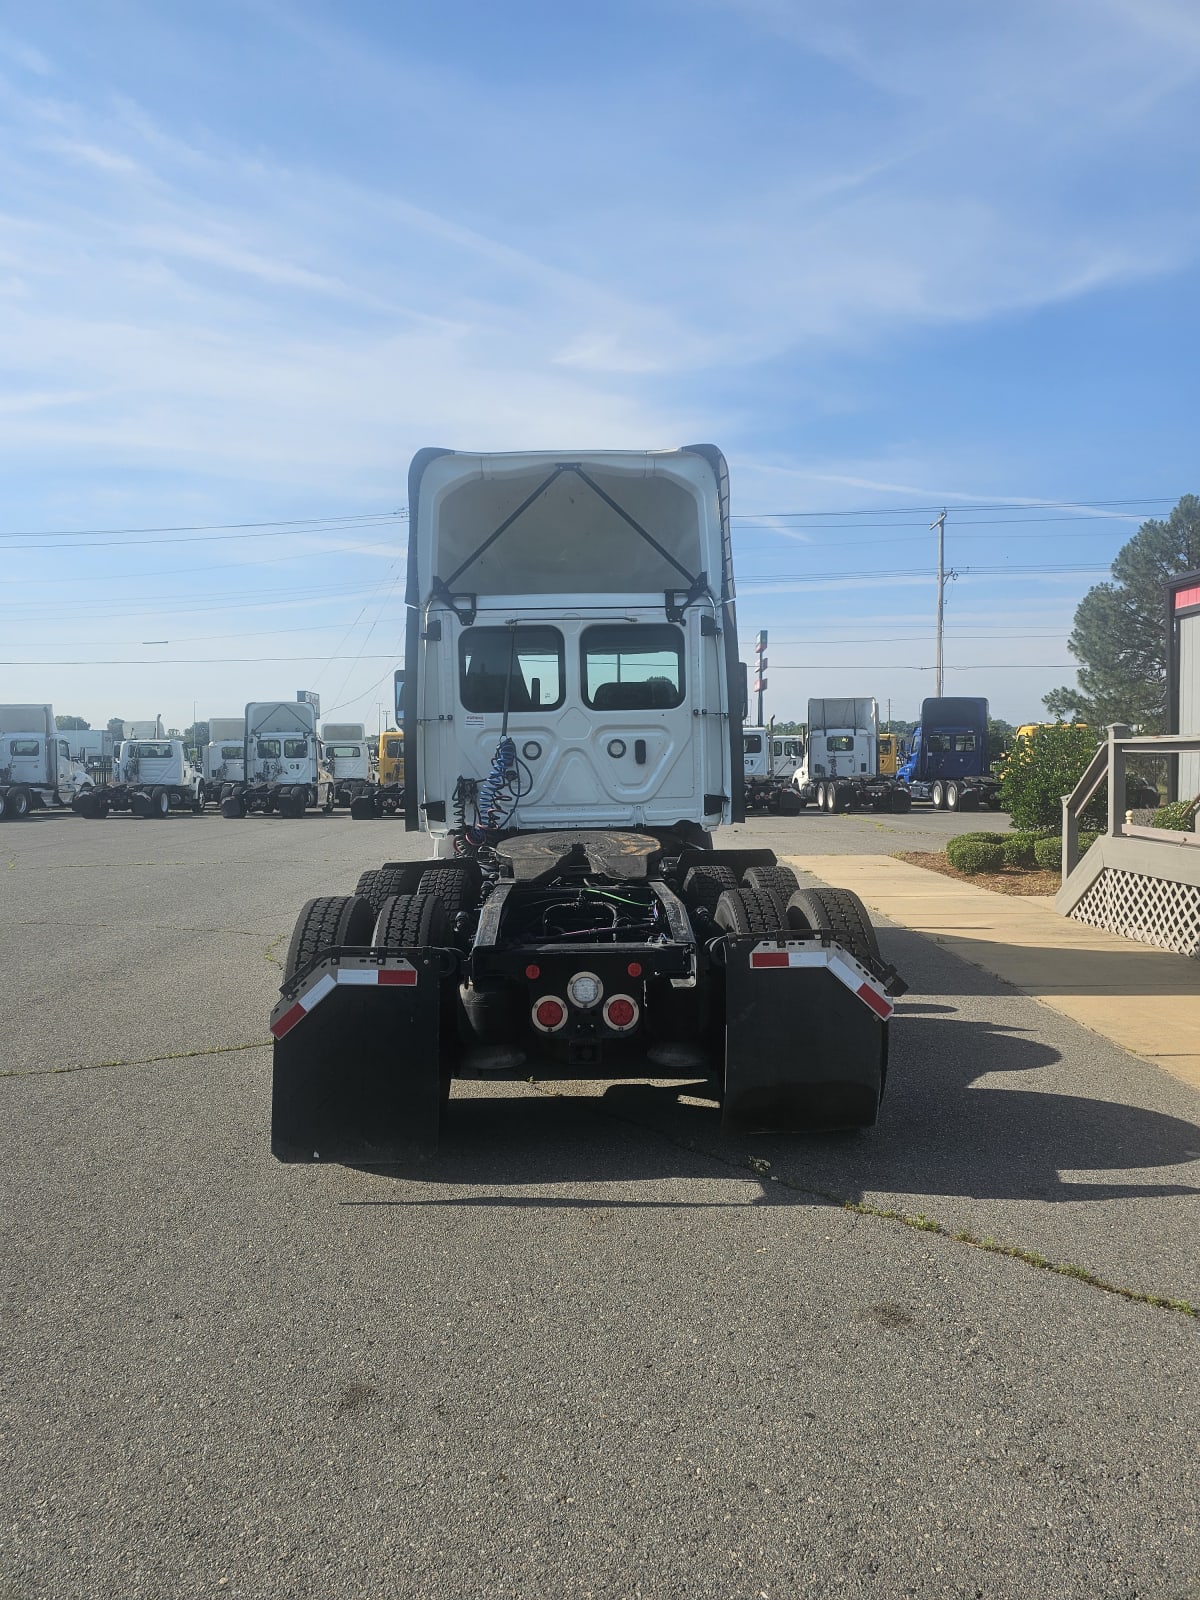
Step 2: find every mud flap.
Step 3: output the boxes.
[270,949,451,1162]
[721,936,891,1131]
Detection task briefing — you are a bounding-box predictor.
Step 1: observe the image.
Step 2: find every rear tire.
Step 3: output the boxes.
[283,894,376,983]
[682,864,738,917]
[279,792,305,819]
[221,795,246,819]
[829,783,849,814]
[150,786,170,818]
[372,892,450,949]
[931,781,946,810]
[743,864,800,901]
[946,781,960,812]
[7,786,32,820]
[777,788,802,816]
[354,866,417,914]
[416,863,480,921]
[131,793,151,819]
[786,887,881,966]
[712,887,788,935]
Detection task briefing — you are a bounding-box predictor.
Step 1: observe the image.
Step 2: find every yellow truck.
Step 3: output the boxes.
[378,729,404,789]
[348,731,405,818]
[877,732,899,776]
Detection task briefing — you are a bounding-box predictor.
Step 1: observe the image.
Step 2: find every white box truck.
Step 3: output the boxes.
[0,705,94,818]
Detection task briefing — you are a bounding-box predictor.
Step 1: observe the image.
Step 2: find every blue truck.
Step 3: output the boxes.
[897,696,1002,810]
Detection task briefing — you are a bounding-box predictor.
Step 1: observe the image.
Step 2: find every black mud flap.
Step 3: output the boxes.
[721,935,891,1131]
[270,948,453,1163]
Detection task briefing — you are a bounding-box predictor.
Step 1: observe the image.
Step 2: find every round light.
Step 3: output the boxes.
[525,963,541,980]
[607,739,626,759]
[626,961,643,979]
[522,741,542,761]
[604,995,638,1031]
[567,971,603,1009]
[533,997,567,1032]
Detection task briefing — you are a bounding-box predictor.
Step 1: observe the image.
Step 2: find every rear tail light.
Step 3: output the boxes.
[532,996,567,1033]
[603,994,639,1032]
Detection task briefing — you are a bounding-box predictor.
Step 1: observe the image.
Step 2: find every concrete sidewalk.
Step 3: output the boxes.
[788,852,1200,1093]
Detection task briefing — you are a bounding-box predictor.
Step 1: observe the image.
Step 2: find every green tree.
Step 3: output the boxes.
[107,717,126,739]
[1044,494,1200,731]
[55,714,90,730]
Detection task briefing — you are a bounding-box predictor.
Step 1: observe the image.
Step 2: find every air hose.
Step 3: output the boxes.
[471,735,518,840]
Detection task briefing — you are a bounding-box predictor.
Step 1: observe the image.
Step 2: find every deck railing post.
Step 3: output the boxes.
[1108,723,1131,839]
[1062,789,1079,878]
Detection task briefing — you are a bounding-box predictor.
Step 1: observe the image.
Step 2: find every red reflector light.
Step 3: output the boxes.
[271,1001,306,1039]
[534,998,566,1031]
[626,961,643,978]
[525,963,541,980]
[605,997,636,1029]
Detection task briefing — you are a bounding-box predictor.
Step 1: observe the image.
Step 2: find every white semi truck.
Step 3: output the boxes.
[742,725,803,814]
[792,698,911,813]
[221,701,334,819]
[320,722,372,807]
[203,717,246,801]
[270,446,905,1162]
[0,705,93,818]
[78,738,204,818]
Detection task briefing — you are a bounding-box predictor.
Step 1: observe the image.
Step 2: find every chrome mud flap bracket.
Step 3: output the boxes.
[719,935,893,1131]
[270,946,458,1163]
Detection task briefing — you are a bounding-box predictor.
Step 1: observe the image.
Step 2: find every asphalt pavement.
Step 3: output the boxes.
[2,806,1198,1600]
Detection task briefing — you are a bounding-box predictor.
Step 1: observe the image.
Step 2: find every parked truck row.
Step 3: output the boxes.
[21,704,410,821]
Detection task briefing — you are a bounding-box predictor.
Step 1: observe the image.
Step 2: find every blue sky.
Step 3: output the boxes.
[2,0,1198,731]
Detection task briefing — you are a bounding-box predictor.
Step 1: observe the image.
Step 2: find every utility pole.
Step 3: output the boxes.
[754,630,767,725]
[931,510,947,697]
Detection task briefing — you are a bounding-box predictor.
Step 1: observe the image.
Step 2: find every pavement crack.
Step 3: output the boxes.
[1,1039,271,1080]
[525,1080,1198,1323]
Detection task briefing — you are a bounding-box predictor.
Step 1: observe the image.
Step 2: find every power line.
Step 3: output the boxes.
[0,511,405,541]
[729,497,1173,519]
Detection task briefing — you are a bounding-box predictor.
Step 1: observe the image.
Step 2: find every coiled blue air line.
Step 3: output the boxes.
[475,735,518,836]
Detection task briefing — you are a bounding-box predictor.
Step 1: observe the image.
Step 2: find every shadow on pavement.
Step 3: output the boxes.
[342,926,1200,1208]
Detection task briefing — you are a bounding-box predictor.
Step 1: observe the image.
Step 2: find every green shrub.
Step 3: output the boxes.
[946,837,1005,874]
[1077,829,1100,852]
[1000,834,1037,868]
[951,831,1008,846]
[1150,798,1199,832]
[999,724,1104,832]
[1033,836,1063,870]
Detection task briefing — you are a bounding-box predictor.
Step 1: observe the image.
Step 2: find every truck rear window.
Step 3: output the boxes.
[826,736,854,752]
[744,734,763,754]
[10,739,39,756]
[326,744,362,757]
[384,739,403,758]
[134,743,173,758]
[283,739,308,759]
[459,626,564,713]
[582,625,684,711]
